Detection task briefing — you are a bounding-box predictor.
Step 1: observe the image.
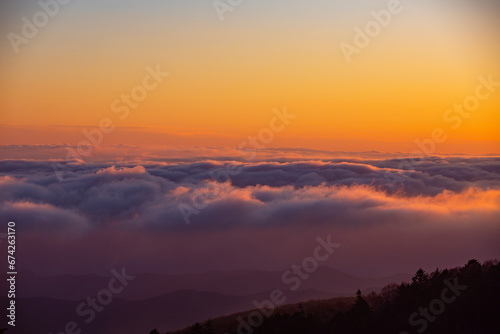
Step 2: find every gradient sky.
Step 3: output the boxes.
[1,0,499,153]
[1,1,500,279]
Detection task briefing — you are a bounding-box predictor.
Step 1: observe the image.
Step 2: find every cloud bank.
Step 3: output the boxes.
[0,148,499,275]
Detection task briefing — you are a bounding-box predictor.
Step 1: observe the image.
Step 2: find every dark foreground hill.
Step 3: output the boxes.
[165,259,500,334]
[0,289,343,333]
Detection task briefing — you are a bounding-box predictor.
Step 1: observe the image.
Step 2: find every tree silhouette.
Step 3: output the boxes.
[352,289,370,315]
[204,320,214,334]
[297,303,305,317]
[411,268,428,285]
[191,322,203,334]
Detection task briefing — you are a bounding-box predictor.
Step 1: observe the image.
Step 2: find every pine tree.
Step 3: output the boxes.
[353,289,370,315]
[411,268,428,285]
[191,322,203,334]
[204,320,214,334]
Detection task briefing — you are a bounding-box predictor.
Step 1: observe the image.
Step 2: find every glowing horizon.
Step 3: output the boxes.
[1,0,499,154]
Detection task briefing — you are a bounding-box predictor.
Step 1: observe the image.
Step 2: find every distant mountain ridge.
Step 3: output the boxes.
[2,289,344,334]
[16,267,410,300]
[0,267,411,333]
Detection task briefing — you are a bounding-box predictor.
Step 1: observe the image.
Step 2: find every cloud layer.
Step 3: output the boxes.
[1,154,500,231]
[1,148,499,275]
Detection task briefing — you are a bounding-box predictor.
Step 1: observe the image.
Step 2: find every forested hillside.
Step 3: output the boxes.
[158,259,499,334]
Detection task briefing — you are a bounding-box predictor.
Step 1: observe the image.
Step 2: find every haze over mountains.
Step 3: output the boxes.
[16,267,409,300]
[3,267,410,333]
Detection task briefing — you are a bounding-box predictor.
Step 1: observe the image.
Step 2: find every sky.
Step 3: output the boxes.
[0,0,499,278]
[1,0,500,153]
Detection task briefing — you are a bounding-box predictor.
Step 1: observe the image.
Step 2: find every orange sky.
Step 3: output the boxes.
[1,0,499,154]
